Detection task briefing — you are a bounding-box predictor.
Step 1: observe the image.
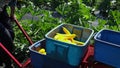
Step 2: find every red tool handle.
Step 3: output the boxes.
[0,43,22,67]
[13,17,33,45]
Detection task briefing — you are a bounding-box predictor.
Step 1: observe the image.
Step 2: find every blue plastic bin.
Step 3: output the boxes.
[94,29,120,67]
[29,39,78,68]
[45,23,94,66]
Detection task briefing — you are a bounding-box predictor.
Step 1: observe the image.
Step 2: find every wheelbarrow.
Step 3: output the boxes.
[0,6,115,68]
[0,26,114,68]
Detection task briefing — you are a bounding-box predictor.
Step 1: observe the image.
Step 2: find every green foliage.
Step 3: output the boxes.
[110,10,120,25]
[56,0,95,27]
[83,0,96,7]
[106,10,120,31]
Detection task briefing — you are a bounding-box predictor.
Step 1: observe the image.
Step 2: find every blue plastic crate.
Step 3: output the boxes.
[29,39,78,68]
[45,23,94,66]
[94,29,120,68]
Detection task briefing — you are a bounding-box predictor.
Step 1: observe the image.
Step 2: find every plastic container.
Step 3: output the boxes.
[45,23,94,66]
[81,45,113,68]
[94,29,120,68]
[29,39,79,68]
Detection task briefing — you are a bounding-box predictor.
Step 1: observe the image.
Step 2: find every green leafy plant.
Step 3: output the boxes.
[56,0,95,27]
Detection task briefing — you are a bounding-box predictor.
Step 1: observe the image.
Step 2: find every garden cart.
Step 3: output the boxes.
[0,4,116,68]
[0,26,115,68]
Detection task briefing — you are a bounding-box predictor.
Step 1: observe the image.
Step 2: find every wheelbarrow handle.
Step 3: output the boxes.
[13,17,33,45]
[0,43,22,68]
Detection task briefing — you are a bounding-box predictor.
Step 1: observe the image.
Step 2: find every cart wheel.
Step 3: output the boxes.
[86,55,95,68]
[81,63,88,68]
